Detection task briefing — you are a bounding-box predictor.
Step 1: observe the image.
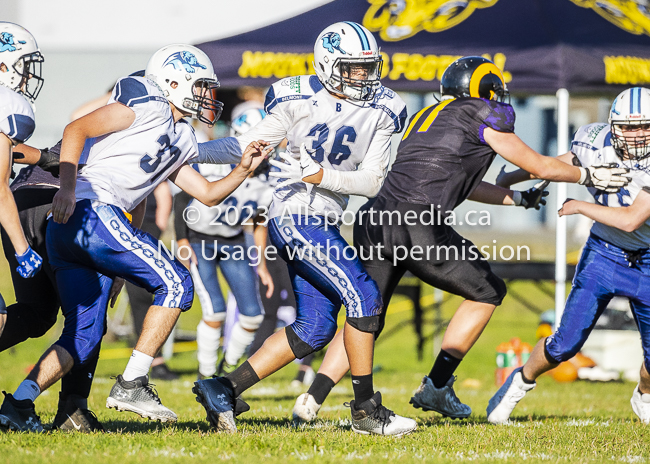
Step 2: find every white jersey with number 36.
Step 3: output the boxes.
[572,122,650,250]
[75,76,198,212]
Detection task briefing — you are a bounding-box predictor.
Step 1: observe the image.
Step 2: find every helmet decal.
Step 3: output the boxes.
[470,62,505,99]
[321,33,347,55]
[0,32,26,52]
[162,51,207,73]
[344,21,371,50]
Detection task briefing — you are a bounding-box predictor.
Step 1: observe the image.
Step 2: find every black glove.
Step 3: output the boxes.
[36,147,60,177]
[515,180,550,210]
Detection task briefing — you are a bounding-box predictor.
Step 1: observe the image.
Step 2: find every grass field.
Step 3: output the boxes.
[0,274,649,463]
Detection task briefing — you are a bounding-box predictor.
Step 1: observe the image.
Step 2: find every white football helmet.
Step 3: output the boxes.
[145,44,223,125]
[230,107,266,137]
[0,22,44,103]
[610,87,650,165]
[230,107,272,176]
[313,21,382,101]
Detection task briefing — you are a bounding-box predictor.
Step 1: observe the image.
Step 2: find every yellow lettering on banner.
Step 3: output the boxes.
[239,51,315,79]
[604,56,650,85]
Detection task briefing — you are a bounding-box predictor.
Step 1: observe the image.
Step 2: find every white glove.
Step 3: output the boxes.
[269,143,322,194]
[578,163,631,193]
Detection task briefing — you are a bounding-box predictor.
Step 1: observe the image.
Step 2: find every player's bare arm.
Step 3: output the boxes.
[484,128,629,191]
[560,189,650,232]
[0,133,29,255]
[495,152,576,188]
[52,102,136,224]
[170,141,271,207]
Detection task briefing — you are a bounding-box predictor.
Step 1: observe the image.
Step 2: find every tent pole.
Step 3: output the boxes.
[555,88,570,329]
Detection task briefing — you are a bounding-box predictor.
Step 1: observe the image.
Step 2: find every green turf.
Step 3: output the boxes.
[0,279,648,464]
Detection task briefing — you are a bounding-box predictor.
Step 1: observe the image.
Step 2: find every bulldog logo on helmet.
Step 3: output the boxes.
[0,32,26,53]
[163,51,207,73]
[321,32,348,54]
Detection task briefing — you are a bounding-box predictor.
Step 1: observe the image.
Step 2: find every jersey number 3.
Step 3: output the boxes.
[140,134,182,181]
[307,123,356,165]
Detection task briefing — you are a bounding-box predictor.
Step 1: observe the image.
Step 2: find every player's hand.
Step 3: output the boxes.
[15,246,42,279]
[269,143,322,194]
[51,187,77,224]
[496,165,511,188]
[558,198,580,217]
[257,264,274,299]
[514,180,550,210]
[239,140,273,173]
[579,163,631,193]
[109,277,125,308]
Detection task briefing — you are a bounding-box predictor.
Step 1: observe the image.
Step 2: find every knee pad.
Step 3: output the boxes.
[346,315,380,334]
[202,311,227,323]
[285,325,316,359]
[238,314,264,331]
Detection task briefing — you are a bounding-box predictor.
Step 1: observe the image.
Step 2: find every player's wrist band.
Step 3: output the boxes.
[512,190,522,206]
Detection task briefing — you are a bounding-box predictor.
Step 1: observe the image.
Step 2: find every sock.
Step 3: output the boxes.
[351,374,374,404]
[197,320,221,377]
[225,361,260,397]
[14,380,40,402]
[224,322,256,366]
[294,370,306,383]
[122,350,154,381]
[307,373,336,405]
[58,392,88,410]
[61,352,99,400]
[428,349,462,388]
[521,370,536,384]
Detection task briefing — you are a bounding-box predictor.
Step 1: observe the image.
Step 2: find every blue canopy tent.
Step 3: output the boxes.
[196,0,650,323]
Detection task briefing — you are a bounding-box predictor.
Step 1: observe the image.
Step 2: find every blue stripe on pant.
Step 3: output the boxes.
[47,200,193,365]
[546,234,650,371]
[268,215,382,352]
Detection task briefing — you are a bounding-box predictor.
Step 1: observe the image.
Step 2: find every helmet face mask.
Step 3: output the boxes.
[609,87,650,170]
[188,79,223,126]
[440,56,509,104]
[145,44,223,126]
[330,57,383,101]
[0,23,44,104]
[313,22,383,102]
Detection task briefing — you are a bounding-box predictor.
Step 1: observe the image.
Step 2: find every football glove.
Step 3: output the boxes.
[269,143,322,194]
[15,245,42,279]
[36,147,61,176]
[513,180,550,210]
[578,163,630,193]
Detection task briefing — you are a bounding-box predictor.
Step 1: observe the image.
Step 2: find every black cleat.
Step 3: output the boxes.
[193,377,237,433]
[52,394,104,433]
[0,392,44,433]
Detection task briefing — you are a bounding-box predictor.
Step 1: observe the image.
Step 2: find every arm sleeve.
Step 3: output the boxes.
[317,129,392,198]
[173,190,193,241]
[190,112,289,165]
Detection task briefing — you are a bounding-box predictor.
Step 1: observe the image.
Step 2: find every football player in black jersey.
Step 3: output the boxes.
[292,56,631,423]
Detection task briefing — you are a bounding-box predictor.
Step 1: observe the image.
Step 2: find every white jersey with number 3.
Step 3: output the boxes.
[572,122,650,250]
[75,76,198,212]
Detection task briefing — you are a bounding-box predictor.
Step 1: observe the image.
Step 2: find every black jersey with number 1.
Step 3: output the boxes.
[379,97,515,213]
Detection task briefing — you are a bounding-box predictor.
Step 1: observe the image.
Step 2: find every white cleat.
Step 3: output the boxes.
[292,393,321,423]
[486,367,535,425]
[630,384,650,424]
[349,392,417,437]
[410,376,471,419]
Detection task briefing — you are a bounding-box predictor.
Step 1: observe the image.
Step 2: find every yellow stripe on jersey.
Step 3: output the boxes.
[416,98,456,133]
[401,104,434,141]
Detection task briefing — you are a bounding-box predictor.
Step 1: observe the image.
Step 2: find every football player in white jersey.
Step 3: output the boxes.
[487,87,650,425]
[192,21,417,436]
[0,44,269,431]
[0,22,45,345]
[180,107,273,380]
